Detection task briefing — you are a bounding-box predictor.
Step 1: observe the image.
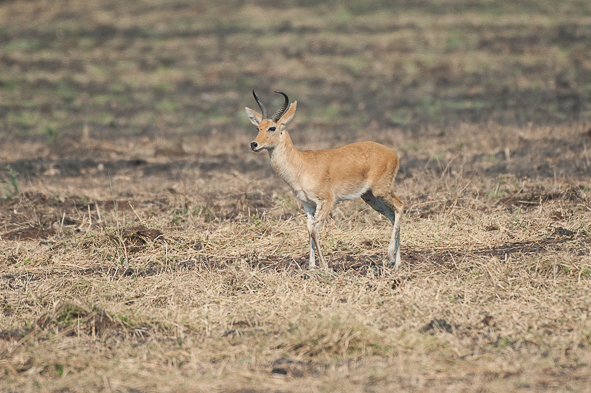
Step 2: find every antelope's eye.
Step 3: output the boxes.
[268,126,276,132]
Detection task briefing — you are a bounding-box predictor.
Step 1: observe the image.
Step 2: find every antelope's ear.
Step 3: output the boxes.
[245,107,262,126]
[277,101,297,130]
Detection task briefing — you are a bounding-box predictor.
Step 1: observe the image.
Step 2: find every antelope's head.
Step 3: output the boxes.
[245,91,297,152]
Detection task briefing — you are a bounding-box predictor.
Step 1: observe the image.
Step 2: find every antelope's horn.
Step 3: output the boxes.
[271,91,289,122]
[252,90,267,119]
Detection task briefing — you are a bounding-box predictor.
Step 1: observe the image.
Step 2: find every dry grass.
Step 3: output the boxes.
[2,122,591,392]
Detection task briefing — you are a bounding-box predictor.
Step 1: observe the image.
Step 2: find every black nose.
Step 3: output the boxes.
[250,141,258,150]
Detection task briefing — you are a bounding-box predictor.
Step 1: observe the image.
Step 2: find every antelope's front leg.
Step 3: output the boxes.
[302,203,317,268]
[310,221,327,270]
[310,199,333,270]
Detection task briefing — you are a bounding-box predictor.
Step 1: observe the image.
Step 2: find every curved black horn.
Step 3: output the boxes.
[252,90,267,119]
[271,91,289,122]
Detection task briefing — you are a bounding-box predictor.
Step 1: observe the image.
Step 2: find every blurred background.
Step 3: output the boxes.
[1,0,590,151]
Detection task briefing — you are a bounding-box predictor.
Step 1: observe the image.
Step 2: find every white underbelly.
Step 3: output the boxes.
[293,186,369,205]
[335,186,369,202]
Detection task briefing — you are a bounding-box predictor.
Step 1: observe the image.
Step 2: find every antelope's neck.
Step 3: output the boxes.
[268,131,304,189]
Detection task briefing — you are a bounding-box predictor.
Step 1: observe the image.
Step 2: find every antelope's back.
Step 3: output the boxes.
[302,141,399,188]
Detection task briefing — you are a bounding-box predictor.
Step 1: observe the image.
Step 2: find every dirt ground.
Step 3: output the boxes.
[1,1,591,392]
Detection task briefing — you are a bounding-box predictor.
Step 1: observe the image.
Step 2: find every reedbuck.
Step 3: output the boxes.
[246,91,404,270]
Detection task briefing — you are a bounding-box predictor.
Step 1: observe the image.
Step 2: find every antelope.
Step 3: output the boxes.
[246,91,404,270]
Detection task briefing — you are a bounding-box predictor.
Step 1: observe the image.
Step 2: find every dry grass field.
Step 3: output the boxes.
[1,0,591,391]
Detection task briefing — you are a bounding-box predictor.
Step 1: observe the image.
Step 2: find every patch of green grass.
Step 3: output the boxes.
[420,96,444,124]
[91,94,112,106]
[153,82,172,92]
[54,364,65,377]
[172,207,189,225]
[340,56,368,76]
[332,6,353,26]
[156,98,177,112]
[56,84,77,101]
[8,110,39,129]
[110,82,127,92]
[446,30,464,51]
[390,108,411,125]
[55,304,87,326]
[1,79,18,91]
[400,141,421,153]
[322,103,341,123]
[3,39,38,52]
[114,313,136,328]
[1,165,19,203]
[45,126,60,146]
[444,100,488,110]
[90,112,116,126]
[485,182,505,198]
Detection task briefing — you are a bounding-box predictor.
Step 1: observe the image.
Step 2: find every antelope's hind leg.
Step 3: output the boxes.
[362,190,404,269]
